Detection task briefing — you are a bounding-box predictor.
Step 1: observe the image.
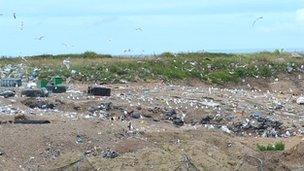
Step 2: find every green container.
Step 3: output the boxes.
[53,76,63,85]
[38,80,48,88]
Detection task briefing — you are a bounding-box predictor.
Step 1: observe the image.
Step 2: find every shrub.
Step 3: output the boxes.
[257,141,285,151]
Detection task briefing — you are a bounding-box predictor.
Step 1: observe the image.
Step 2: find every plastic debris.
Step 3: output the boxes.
[0,90,15,98]
[297,97,304,105]
[21,88,49,97]
[102,149,119,159]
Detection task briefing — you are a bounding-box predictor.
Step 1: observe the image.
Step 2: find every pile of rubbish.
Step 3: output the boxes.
[200,112,290,137]
[164,109,184,126]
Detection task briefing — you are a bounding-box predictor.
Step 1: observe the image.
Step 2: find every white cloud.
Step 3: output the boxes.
[296,8,304,23]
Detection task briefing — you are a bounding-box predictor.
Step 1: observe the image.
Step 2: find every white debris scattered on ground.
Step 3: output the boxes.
[297,97,304,105]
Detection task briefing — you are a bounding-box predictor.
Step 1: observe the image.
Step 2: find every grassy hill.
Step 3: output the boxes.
[1,51,303,84]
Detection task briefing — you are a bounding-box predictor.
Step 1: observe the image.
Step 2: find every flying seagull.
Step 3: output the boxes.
[252,16,263,27]
[36,35,44,40]
[13,12,16,19]
[20,21,24,30]
[62,42,74,48]
[123,49,131,53]
[135,27,143,31]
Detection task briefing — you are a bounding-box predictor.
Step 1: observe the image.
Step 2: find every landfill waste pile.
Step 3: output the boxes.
[0,53,304,170]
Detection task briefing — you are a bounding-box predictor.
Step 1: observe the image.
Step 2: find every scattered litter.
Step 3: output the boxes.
[76,134,84,144]
[0,90,15,98]
[22,99,56,109]
[297,97,304,105]
[220,126,231,134]
[0,115,50,124]
[0,149,5,156]
[102,149,119,159]
[21,88,49,97]
[131,112,141,119]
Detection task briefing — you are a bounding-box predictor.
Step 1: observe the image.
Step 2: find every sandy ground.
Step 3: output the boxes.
[1,76,304,170]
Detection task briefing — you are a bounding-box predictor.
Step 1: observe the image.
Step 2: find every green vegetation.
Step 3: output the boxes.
[0,50,303,84]
[257,141,285,151]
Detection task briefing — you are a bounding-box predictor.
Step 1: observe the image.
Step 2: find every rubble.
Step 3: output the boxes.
[102,149,119,159]
[0,90,15,98]
[46,85,67,93]
[21,88,49,97]
[164,109,184,126]
[0,115,50,124]
[22,99,56,109]
[173,117,184,126]
[220,126,231,134]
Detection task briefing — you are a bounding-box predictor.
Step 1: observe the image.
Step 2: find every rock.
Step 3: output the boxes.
[297,97,304,105]
[0,90,15,98]
[102,149,119,159]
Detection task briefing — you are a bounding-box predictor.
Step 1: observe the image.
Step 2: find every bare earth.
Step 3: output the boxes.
[1,75,304,170]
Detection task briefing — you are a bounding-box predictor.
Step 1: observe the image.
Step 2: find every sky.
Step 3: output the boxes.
[0,0,304,56]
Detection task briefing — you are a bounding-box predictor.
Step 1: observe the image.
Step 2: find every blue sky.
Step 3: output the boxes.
[0,0,304,56]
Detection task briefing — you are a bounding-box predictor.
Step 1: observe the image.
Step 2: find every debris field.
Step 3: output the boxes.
[1,76,304,170]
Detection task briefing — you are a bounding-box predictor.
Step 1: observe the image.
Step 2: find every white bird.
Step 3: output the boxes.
[252,16,263,27]
[20,21,24,30]
[62,42,74,48]
[63,58,71,69]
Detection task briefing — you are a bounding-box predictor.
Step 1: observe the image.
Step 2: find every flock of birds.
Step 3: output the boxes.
[2,12,46,41]
[0,12,145,53]
[0,11,264,54]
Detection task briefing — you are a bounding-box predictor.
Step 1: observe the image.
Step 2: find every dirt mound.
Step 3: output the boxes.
[280,141,304,170]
